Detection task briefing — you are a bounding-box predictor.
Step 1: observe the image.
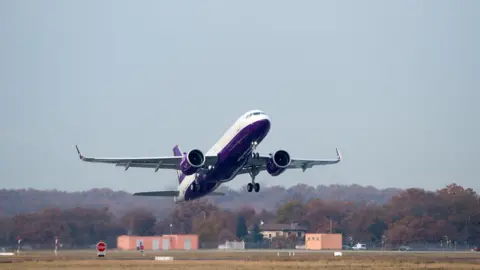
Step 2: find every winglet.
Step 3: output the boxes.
[336,148,342,161]
[75,145,84,160]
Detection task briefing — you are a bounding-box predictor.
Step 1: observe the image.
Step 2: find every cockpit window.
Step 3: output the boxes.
[246,112,264,118]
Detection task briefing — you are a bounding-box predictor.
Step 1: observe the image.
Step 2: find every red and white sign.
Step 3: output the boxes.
[96,241,107,257]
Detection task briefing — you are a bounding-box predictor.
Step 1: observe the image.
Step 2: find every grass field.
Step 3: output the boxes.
[1,250,480,269]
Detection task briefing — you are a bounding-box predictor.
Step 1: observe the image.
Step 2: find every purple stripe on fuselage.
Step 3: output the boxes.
[183,119,270,201]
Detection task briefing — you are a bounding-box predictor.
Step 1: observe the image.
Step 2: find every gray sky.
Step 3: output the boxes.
[1,0,478,193]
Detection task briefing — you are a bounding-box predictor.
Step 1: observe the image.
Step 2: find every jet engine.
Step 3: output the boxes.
[266,150,291,176]
[179,149,205,175]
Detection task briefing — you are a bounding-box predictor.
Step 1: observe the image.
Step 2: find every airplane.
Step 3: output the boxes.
[75,109,341,203]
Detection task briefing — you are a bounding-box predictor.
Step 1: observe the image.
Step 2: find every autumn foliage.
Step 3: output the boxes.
[0,183,478,249]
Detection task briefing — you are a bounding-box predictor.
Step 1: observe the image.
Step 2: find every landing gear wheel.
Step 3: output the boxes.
[251,152,260,159]
[254,183,260,192]
[247,183,253,192]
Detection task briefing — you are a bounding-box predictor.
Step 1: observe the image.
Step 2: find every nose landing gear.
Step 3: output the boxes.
[247,182,260,192]
[247,166,260,193]
[251,141,260,159]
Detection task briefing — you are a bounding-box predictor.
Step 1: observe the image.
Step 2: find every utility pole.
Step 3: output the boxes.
[16,236,21,253]
[330,219,332,234]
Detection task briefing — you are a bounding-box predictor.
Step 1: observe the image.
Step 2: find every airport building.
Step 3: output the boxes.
[305,233,342,250]
[117,234,198,251]
[253,223,308,239]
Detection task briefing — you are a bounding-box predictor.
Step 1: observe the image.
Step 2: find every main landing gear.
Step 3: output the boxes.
[191,180,202,192]
[247,165,260,193]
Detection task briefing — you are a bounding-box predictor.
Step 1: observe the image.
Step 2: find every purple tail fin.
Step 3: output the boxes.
[173,145,185,184]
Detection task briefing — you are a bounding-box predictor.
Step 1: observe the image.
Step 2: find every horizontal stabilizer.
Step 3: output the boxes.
[210,191,225,196]
[133,191,225,197]
[133,191,179,197]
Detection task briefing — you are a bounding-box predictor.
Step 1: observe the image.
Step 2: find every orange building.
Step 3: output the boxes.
[305,233,342,250]
[117,235,198,251]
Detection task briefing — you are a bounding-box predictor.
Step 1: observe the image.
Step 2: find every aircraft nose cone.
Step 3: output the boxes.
[254,118,271,133]
[260,118,270,128]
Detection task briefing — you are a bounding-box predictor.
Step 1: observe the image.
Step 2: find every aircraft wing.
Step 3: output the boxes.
[74,145,218,172]
[133,191,225,196]
[238,148,341,175]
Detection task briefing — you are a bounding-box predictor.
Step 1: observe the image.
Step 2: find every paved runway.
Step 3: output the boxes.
[1,249,478,264]
[1,248,477,261]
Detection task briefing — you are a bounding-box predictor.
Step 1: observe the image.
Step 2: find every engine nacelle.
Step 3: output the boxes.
[179,149,205,175]
[266,150,291,176]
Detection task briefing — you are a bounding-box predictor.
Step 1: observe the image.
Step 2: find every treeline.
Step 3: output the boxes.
[0,183,478,249]
[0,184,401,217]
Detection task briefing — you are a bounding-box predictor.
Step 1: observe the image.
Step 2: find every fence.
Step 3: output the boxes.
[217,240,245,250]
[200,240,302,250]
[348,241,477,251]
[5,240,478,252]
[205,240,478,251]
